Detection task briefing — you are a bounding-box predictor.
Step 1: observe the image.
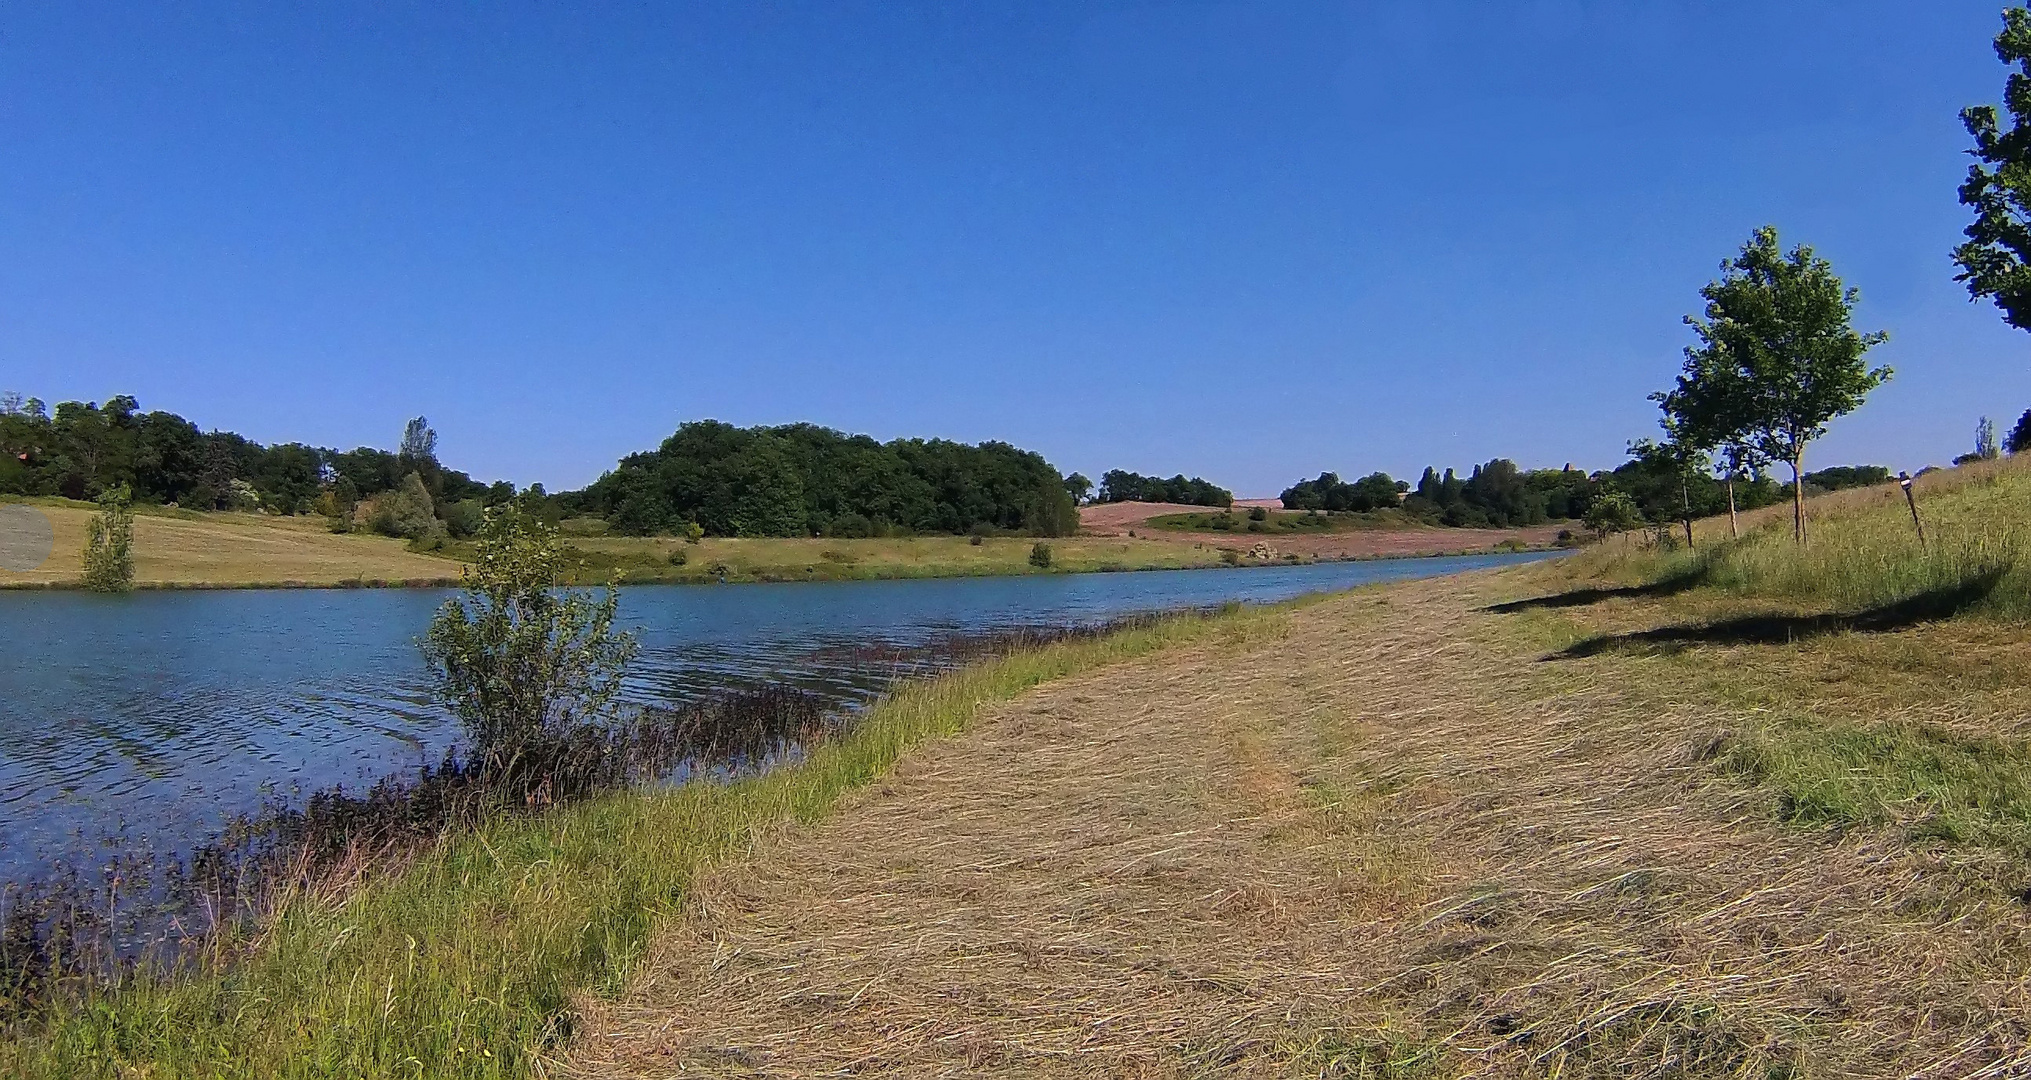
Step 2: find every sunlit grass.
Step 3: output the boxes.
[0,600,1296,1079]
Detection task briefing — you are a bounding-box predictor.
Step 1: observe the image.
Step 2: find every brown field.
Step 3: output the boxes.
[1080,500,1567,558]
[0,501,462,587]
[569,563,2031,1077]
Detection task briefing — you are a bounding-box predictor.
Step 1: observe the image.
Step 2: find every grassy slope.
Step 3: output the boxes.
[1,498,461,587]
[1507,454,2031,856]
[1,603,1295,1079]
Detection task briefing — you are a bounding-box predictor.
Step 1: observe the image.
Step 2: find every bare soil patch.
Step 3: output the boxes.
[567,576,2030,1077]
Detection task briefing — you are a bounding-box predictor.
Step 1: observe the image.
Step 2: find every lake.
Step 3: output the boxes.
[0,552,1554,880]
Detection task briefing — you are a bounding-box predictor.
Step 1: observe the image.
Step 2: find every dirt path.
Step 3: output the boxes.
[567,576,2031,1077]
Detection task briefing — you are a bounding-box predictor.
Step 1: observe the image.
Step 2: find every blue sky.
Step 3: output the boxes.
[3,2,2023,494]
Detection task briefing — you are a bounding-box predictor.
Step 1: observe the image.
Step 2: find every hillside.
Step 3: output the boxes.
[0,500,461,587]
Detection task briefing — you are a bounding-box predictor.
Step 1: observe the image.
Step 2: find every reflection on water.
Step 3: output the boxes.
[0,553,1554,878]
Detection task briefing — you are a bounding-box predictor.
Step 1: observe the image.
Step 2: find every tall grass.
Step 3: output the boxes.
[0,601,1291,1079]
[1562,457,2031,617]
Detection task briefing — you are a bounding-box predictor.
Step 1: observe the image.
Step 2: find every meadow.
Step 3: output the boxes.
[0,497,461,588]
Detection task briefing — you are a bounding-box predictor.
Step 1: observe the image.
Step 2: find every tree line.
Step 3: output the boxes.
[565,420,1079,538]
[1088,470,1233,507]
[0,394,512,541]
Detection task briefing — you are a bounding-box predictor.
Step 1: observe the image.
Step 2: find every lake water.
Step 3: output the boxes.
[0,553,1553,880]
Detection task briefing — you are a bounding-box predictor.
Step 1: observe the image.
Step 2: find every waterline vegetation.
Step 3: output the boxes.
[0,594,1282,1078]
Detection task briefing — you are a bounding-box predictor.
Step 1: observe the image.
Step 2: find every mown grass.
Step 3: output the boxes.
[0,600,1295,1079]
[1501,456,2031,859]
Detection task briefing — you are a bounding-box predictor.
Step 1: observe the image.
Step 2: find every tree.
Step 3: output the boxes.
[2007,408,2031,454]
[1062,472,1093,505]
[400,416,438,464]
[1979,415,2001,461]
[421,507,638,789]
[1583,490,1642,539]
[81,485,135,592]
[1681,227,1890,542]
[1655,332,1767,539]
[1628,436,1707,548]
[371,471,439,540]
[1956,8,2031,331]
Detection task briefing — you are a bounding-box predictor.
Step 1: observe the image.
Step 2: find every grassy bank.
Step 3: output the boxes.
[0,600,1296,1079]
[1497,454,2031,860]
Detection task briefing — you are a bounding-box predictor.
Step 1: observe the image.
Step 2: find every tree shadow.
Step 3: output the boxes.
[1544,569,2008,660]
[1484,564,1710,614]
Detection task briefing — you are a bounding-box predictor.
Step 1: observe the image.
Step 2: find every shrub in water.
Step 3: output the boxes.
[421,506,639,796]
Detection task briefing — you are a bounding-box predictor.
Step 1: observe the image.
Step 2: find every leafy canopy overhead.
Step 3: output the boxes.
[1956,7,2031,331]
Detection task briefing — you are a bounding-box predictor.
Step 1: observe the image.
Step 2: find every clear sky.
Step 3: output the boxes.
[4,2,2025,495]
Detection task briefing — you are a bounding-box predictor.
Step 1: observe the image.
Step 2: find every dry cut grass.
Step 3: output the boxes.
[567,571,2031,1078]
[0,499,461,587]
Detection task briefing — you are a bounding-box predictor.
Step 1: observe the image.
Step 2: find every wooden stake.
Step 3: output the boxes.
[1899,472,1926,551]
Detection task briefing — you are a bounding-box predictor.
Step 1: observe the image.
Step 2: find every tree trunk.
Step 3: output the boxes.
[1726,475,1739,540]
[1790,455,1805,543]
[1680,475,1694,548]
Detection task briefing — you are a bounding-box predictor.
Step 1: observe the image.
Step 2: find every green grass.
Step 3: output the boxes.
[1549,456,2031,617]
[0,600,1298,1079]
[1504,457,2031,858]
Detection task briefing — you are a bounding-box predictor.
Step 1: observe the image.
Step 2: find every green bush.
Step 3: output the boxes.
[1247,506,1268,521]
[829,512,874,538]
[1028,542,1053,569]
[81,486,135,593]
[441,499,486,539]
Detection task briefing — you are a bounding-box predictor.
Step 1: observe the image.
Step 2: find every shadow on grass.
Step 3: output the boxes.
[1545,568,2008,660]
[1484,564,1710,613]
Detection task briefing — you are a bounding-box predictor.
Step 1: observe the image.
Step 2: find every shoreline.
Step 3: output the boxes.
[0,540,1567,592]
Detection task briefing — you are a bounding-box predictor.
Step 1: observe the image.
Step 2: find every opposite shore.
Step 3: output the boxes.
[0,496,1567,591]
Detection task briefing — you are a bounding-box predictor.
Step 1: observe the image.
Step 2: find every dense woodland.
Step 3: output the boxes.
[566,420,1079,537]
[1092,470,1233,507]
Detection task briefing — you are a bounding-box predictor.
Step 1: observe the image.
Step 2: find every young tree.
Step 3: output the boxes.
[1583,490,1642,539]
[81,485,135,592]
[1655,339,1766,539]
[1627,436,1707,548]
[1979,415,2001,461]
[1681,227,1890,542]
[1956,8,2031,331]
[421,506,638,788]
